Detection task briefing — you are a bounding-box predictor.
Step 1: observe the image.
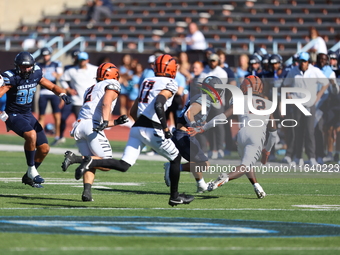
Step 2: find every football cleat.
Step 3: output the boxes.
[82,190,94,202]
[163,162,171,187]
[61,151,76,172]
[196,182,208,193]
[254,183,266,199]
[22,173,43,188]
[75,156,93,180]
[207,173,229,191]
[169,193,194,207]
[32,175,45,184]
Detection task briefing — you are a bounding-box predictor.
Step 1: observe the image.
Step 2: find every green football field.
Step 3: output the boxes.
[0,137,340,255]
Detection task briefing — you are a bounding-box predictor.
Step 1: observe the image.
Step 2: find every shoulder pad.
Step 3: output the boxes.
[34,65,41,71]
[106,80,121,94]
[3,70,14,77]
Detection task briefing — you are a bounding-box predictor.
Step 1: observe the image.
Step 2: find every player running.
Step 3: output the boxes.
[165,76,224,193]
[0,51,71,188]
[67,54,194,206]
[188,75,278,198]
[61,62,128,201]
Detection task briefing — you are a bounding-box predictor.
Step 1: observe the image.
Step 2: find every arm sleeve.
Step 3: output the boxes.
[154,94,168,130]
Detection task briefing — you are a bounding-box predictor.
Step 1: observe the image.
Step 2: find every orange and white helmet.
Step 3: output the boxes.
[154,54,177,79]
[96,62,120,81]
[240,75,264,95]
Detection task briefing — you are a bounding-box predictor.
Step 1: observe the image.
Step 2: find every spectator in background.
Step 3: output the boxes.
[86,0,114,29]
[60,52,98,132]
[139,55,155,86]
[118,54,134,124]
[172,22,206,52]
[308,27,327,64]
[189,60,205,98]
[282,52,329,166]
[36,47,63,146]
[235,54,249,86]
[56,49,80,145]
[177,51,192,83]
[314,53,339,163]
[246,54,263,77]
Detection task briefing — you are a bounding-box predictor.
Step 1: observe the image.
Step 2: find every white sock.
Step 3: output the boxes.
[253,182,260,188]
[197,178,206,186]
[27,166,39,179]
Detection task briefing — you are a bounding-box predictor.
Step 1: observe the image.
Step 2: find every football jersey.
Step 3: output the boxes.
[235,95,273,131]
[137,76,178,123]
[77,79,121,122]
[177,93,212,127]
[2,65,43,114]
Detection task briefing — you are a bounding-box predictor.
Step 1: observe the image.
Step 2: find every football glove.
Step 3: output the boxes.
[164,129,173,139]
[261,149,270,164]
[187,126,204,137]
[59,93,72,105]
[114,115,129,125]
[93,120,109,132]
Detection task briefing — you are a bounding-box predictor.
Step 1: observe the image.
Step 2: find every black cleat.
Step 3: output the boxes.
[75,156,93,180]
[82,190,94,202]
[22,173,43,188]
[169,193,194,207]
[32,175,45,184]
[62,151,76,172]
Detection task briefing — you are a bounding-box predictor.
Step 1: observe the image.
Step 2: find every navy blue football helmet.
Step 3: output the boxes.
[14,51,35,79]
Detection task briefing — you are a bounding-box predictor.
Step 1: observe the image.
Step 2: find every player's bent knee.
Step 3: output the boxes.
[37,143,50,155]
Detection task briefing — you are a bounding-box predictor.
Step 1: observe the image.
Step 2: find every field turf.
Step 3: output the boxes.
[0,136,340,254]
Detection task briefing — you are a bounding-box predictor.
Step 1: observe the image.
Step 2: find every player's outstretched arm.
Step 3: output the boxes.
[39,77,71,104]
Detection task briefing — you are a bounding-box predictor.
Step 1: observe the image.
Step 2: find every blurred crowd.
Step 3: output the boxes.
[2,41,339,165]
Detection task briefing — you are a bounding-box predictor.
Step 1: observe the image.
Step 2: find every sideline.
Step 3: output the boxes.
[0,144,168,162]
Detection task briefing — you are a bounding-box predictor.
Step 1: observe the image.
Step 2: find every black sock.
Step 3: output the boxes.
[170,155,181,199]
[73,155,83,164]
[35,162,41,169]
[84,183,92,193]
[91,158,130,172]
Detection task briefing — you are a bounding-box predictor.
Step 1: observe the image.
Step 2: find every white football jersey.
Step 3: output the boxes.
[78,79,121,122]
[137,76,178,123]
[236,95,273,131]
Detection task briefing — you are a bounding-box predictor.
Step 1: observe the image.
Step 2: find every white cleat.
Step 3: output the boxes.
[207,173,229,191]
[163,162,171,187]
[254,183,266,199]
[196,183,208,193]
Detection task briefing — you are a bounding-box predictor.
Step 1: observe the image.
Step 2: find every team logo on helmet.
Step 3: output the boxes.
[154,54,177,79]
[96,62,120,81]
[240,75,264,95]
[198,76,224,106]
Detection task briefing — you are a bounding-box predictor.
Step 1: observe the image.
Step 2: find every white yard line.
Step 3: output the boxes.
[1,207,339,211]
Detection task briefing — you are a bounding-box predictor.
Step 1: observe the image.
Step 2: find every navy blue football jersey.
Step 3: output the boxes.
[177,93,212,127]
[2,65,43,114]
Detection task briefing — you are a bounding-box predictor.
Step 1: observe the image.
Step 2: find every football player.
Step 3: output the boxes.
[0,51,71,188]
[61,62,128,201]
[188,76,278,198]
[69,54,194,207]
[164,76,224,193]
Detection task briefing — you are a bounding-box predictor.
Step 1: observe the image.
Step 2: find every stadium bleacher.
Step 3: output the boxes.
[0,0,339,56]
